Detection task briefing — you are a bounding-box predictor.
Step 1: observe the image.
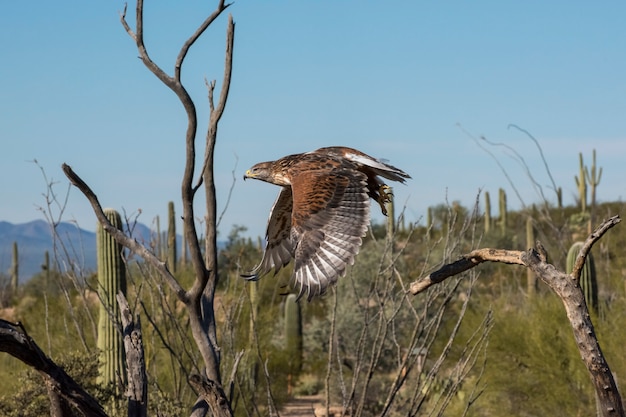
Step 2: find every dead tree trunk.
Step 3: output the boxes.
[409,215,624,417]
[117,293,147,417]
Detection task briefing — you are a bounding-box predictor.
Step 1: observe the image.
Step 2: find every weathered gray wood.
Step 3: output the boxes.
[117,293,147,417]
[189,374,233,417]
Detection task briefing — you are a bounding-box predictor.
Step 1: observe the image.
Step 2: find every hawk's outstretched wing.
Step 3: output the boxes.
[289,169,370,300]
[243,187,294,279]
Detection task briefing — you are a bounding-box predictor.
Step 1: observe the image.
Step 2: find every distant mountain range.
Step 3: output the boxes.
[0,219,156,282]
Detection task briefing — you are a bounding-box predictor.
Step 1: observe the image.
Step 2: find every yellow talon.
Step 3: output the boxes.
[381,184,393,201]
[377,184,393,215]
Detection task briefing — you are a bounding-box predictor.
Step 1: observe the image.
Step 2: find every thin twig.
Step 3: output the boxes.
[216,154,239,229]
[457,123,526,207]
[508,123,559,196]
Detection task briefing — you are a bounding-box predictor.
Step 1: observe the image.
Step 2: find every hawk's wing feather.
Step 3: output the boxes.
[318,146,411,183]
[290,168,370,301]
[243,187,294,280]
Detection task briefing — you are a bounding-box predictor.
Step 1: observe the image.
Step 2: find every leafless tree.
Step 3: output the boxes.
[61,0,236,415]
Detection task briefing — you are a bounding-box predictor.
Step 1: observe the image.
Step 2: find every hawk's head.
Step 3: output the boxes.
[244,161,291,186]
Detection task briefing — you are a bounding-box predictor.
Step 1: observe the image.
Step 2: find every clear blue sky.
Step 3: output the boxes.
[1,1,625,239]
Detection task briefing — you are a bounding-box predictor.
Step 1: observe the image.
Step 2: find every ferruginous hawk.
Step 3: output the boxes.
[242,146,410,301]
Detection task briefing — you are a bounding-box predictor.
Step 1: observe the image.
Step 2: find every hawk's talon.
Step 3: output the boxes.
[377,184,393,215]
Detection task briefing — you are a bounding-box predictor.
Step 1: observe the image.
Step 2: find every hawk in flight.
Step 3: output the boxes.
[242,146,410,301]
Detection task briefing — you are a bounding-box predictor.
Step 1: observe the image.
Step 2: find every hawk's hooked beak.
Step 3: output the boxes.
[243,169,252,181]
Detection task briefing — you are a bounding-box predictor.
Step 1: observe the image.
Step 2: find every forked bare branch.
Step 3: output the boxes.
[409,215,623,417]
[175,1,232,80]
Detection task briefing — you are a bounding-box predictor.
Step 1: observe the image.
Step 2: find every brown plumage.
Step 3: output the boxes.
[242,146,410,301]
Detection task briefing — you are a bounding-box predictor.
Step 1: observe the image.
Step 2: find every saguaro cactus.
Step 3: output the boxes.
[10,241,18,292]
[426,206,433,240]
[498,188,507,235]
[96,209,128,396]
[566,241,598,314]
[484,191,492,234]
[42,250,50,288]
[584,149,602,213]
[585,149,602,231]
[245,280,260,393]
[285,293,302,395]
[155,215,162,259]
[575,153,588,212]
[249,281,258,332]
[167,201,177,273]
[181,228,188,268]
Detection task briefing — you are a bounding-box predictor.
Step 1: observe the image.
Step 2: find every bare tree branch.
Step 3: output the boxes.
[216,154,239,229]
[61,164,186,302]
[211,14,234,122]
[0,320,107,417]
[570,215,619,281]
[409,215,623,417]
[508,123,559,197]
[457,123,526,207]
[200,12,235,276]
[409,248,524,295]
[175,1,232,82]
